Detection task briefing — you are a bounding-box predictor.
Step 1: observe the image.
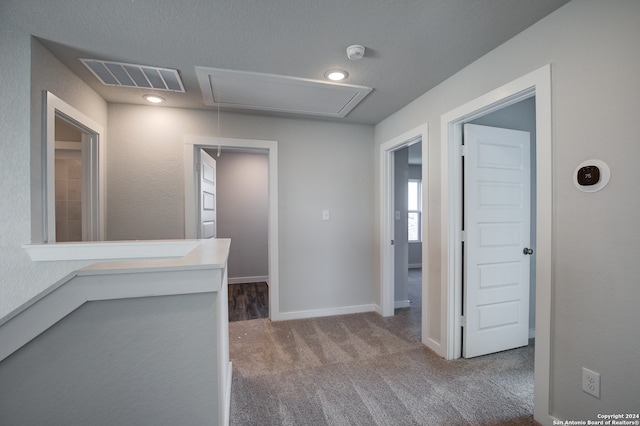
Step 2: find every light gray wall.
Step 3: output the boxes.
[107,104,376,314]
[31,39,109,243]
[209,150,269,281]
[375,0,640,418]
[0,28,32,318]
[394,147,409,303]
[0,294,220,425]
[469,97,536,330]
[106,105,189,240]
[408,242,421,267]
[0,33,107,320]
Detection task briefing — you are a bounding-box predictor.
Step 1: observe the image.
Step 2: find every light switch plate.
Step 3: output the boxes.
[322,209,330,221]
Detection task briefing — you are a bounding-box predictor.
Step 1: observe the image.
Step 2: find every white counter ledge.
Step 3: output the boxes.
[23,238,205,262]
[2,238,231,361]
[2,238,233,425]
[78,238,231,275]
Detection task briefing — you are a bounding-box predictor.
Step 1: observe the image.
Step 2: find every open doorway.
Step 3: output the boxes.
[379,123,428,325]
[44,91,104,243]
[462,98,537,358]
[392,143,424,340]
[54,118,83,242]
[205,147,269,322]
[184,136,280,321]
[393,143,423,305]
[440,65,552,422]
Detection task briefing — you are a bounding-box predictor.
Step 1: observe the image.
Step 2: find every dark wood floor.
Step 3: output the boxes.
[228,282,269,322]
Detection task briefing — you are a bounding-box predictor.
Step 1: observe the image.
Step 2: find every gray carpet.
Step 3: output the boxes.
[229,270,536,425]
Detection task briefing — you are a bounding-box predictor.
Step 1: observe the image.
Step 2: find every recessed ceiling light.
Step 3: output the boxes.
[324,70,348,81]
[143,94,165,103]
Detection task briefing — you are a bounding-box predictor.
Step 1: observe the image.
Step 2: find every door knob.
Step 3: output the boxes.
[523,248,533,255]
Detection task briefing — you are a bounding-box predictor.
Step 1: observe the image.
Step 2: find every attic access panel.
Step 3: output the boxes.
[196,67,372,119]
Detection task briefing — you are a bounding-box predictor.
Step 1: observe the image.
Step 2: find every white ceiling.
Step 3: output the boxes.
[3,0,570,124]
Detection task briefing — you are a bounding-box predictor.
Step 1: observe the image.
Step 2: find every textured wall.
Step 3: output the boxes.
[0,34,107,320]
[30,39,109,242]
[0,294,219,425]
[107,105,376,314]
[106,105,188,240]
[211,150,269,281]
[393,147,409,303]
[0,28,33,319]
[375,0,640,419]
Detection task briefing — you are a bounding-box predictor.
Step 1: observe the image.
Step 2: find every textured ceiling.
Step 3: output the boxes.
[3,0,570,124]
[195,66,372,118]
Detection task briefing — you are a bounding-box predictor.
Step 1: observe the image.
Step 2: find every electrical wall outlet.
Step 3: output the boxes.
[582,367,600,398]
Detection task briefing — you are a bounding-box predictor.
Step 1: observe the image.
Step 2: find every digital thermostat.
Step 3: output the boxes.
[577,165,600,186]
[574,159,610,192]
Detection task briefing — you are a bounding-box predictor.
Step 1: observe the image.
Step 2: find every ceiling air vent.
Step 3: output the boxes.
[195,67,372,119]
[80,59,185,92]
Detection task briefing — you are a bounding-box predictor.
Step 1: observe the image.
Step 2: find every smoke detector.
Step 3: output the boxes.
[346,45,365,61]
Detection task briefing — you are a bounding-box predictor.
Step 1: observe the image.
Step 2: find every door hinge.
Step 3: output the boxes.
[460,145,467,156]
[460,230,466,242]
[391,239,395,245]
[460,315,466,327]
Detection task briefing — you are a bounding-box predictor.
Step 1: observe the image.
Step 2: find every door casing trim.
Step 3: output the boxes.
[440,65,553,423]
[44,91,105,242]
[379,124,428,319]
[184,136,280,320]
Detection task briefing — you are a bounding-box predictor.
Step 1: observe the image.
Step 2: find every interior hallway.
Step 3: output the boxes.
[228,269,535,425]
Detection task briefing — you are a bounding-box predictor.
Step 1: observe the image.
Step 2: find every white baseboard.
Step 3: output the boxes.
[373,304,383,315]
[408,263,422,269]
[228,275,269,285]
[424,336,442,357]
[394,299,410,308]
[273,304,377,321]
[529,328,536,339]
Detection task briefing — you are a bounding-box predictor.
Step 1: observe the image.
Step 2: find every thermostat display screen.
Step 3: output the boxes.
[577,165,600,186]
[574,159,610,192]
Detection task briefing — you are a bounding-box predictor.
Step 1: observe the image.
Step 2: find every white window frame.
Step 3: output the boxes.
[408,178,422,242]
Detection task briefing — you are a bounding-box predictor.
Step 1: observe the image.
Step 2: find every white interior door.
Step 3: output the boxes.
[463,124,531,358]
[199,149,217,239]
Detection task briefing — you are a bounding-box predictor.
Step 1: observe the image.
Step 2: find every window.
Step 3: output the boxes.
[408,179,421,242]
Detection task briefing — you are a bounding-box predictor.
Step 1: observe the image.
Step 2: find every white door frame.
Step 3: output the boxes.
[184,136,280,320]
[379,123,428,317]
[440,65,552,423]
[44,91,105,242]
